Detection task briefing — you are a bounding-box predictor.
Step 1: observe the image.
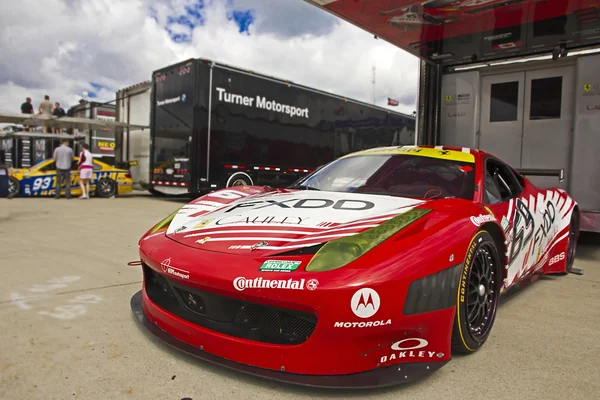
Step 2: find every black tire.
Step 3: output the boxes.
[8,177,20,197]
[451,230,501,354]
[226,172,252,188]
[566,210,579,273]
[95,178,117,198]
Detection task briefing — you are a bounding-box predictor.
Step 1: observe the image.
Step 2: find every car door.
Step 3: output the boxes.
[69,158,81,193]
[480,156,540,289]
[25,160,58,196]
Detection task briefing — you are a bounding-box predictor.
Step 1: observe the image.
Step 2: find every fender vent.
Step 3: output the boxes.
[403,263,462,316]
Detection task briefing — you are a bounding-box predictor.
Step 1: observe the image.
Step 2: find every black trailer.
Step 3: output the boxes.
[149,58,416,196]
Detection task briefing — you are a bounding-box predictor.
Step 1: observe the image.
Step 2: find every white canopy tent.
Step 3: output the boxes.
[0,111,149,133]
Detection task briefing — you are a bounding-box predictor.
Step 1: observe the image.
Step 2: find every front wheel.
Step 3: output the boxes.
[8,177,20,197]
[96,178,117,198]
[451,230,501,354]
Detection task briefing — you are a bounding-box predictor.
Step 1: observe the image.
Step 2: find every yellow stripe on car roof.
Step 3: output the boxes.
[344,146,475,163]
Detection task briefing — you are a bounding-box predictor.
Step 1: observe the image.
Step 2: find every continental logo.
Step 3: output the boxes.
[460,238,479,303]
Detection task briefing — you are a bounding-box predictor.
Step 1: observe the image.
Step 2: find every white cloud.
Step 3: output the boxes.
[0,0,418,116]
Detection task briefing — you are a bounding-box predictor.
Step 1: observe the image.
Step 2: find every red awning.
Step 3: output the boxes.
[305,0,600,66]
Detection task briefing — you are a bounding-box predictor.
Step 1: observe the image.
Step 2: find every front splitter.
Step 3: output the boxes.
[130,290,448,389]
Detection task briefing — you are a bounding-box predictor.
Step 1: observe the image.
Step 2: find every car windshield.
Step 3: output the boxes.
[290,154,476,200]
[30,160,49,169]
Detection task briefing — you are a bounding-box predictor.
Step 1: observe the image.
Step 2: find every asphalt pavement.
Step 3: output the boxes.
[1,193,599,400]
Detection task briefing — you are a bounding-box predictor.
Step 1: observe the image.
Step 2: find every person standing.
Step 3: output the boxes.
[38,95,53,133]
[0,149,9,198]
[77,143,93,199]
[53,140,74,199]
[20,97,34,132]
[52,102,66,134]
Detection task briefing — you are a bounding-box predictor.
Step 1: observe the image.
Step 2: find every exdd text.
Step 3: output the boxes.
[225,199,375,213]
[532,201,556,254]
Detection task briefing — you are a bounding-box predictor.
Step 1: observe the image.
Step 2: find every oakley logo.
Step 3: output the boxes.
[351,288,380,318]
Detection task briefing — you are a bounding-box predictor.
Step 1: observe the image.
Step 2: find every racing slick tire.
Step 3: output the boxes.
[565,210,579,274]
[226,172,253,188]
[451,230,501,354]
[95,178,117,198]
[8,177,20,197]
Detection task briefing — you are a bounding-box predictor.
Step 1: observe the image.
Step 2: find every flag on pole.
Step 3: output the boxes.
[388,98,399,106]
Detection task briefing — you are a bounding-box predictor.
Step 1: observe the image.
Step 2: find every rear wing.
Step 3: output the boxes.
[516,168,565,183]
[115,160,138,170]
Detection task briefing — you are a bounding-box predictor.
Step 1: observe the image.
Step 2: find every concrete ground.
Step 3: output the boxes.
[1,193,599,400]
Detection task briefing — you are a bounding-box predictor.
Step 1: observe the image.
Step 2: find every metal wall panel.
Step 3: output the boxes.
[572,53,600,212]
[440,71,480,148]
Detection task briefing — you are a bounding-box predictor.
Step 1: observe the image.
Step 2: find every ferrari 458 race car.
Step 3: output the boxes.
[131,145,579,388]
[8,157,133,198]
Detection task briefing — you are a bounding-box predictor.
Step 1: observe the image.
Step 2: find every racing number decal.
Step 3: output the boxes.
[32,177,53,191]
[29,174,81,195]
[508,199,534,265]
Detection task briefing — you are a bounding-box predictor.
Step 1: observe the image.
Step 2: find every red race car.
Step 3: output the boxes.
[131,145,580,388]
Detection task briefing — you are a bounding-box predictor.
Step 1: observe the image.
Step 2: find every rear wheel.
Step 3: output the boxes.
[96,178,117,198]
[566,210,579,273]
[452,230,501,354]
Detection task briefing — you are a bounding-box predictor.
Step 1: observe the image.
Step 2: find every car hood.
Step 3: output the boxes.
[165,189,428,256]
[9,168,30,176]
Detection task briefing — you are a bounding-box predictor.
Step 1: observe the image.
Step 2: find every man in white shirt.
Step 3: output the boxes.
[38,95,53,133]
[53,140,74,199]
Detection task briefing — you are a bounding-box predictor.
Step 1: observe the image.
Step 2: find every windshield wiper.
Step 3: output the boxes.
[289,184,321,191]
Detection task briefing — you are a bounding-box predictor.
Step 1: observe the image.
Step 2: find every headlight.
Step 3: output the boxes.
[304,208,431,272]
[149,207,182,234]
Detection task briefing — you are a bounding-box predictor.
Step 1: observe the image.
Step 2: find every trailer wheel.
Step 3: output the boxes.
[227,172,253,188]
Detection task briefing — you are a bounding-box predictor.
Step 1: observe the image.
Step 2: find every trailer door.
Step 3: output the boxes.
[521,66,574,189]
[479,72,525,168]
[150,61,195,194]
[479,65,574,189]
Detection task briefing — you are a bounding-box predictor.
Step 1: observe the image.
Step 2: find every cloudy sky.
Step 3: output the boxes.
[0,0,419,116]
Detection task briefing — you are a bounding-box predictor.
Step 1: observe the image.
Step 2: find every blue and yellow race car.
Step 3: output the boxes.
[8,157,133,198]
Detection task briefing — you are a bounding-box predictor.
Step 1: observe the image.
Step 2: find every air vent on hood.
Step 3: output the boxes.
[274,243,325,257]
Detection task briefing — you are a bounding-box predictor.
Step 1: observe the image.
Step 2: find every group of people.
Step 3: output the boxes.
[20,95,66,134]
[52,140,94,199]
